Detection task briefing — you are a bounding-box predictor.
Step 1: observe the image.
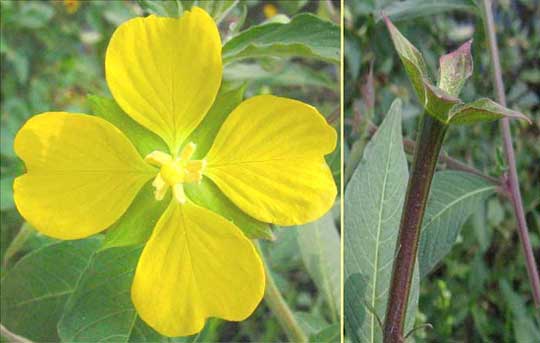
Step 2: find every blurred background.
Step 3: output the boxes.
[1,1,340,342]
[344,0,539,341]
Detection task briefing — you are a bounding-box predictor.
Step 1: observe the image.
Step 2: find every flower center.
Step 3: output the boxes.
[144,142,206,204]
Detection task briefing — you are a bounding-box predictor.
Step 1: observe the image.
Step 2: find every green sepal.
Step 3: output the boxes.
[101,182,170,251]
[186,82,247,159]
[185,177,274,240]
[88,95,168,157]
[448,98,531,125]
[438,39,473,97]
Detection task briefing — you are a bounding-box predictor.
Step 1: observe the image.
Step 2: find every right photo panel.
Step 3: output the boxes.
[343,0,540,342]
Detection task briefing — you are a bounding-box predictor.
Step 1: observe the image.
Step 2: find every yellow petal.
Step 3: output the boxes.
[13,112,154,240]
[132,201,264,336]
[205,95,337,225]
[105,8,222,154]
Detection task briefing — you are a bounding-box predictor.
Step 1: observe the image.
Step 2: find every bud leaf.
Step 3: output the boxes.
[438,39,473,97]
[448,98,531,125]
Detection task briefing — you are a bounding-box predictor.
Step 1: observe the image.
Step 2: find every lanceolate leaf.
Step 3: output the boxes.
[0,239,101,342]
[383,16,429,105]
[448,98,531,125]
[222,13,340,65]
[379,0,478,22]
[297,212,341,318]
[438,39,473,97]
[58,246,165,342]
[344,100,419,342]
[418,171,497,277]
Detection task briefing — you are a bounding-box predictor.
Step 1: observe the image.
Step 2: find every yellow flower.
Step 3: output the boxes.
[13,8,337,337]
[263,3,279,18]
[63,0,80,14]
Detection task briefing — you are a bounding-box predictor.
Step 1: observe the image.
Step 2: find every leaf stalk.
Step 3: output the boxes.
[382,114,448,342]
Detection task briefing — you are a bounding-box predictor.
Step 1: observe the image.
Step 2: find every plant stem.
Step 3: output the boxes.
[383,114,448,342]
[255,241,308,343]
[365,121,500,185]
[481,0,540,307]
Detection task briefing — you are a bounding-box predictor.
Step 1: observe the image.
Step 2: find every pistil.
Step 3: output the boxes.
[145,142,205,204]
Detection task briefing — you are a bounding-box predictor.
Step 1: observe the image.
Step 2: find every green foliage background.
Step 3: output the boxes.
[344,0,539,341]
[0,1,340,342]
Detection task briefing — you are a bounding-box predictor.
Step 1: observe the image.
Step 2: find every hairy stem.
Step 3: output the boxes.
[255,241,308,343]
[481,0,540,307]
[383,114,448,342]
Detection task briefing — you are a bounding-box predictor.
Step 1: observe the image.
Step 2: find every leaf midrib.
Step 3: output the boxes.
[370,118,396,343]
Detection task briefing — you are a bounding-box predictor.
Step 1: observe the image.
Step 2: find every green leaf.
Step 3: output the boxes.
[297,212,340,320]
[310,323,340,343]
[0,177,14,211]
[418,171,496,277]
[500,280,540,342]
[58,246,166,342]
[222,13,340,65]
[101,182,170,250]
[344,99,419,342]
[438,39,473,97]
[17,1,54,29]
[423,79,462,121]
[344,273,367,343]
[136,0,183,17]
[295,312,330,336]
[88,95,168,157]
[223,62,336,90]
[448,98,531,125]
[0,239,101,342]
[383,16,429,105]
[186,83,246,160]
[326,139,341,190]
[184,0,238,24]
[384,16,461,122]
[184,177,273,240]
[379,0,478,22]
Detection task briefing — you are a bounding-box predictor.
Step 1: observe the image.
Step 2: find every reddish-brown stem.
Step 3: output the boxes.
[365,121,501,185]
[383,115,448,342]
[481,0,540,307]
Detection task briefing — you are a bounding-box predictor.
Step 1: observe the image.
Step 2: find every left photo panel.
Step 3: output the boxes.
[0,1,342,342]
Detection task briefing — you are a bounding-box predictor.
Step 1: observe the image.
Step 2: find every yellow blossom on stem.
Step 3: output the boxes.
[13,7,337,337]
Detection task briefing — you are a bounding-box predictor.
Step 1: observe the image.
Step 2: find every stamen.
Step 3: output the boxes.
[144,144,204,203]
[180,142,196,161]
[145,151,172,167]
[152,174,168,201]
